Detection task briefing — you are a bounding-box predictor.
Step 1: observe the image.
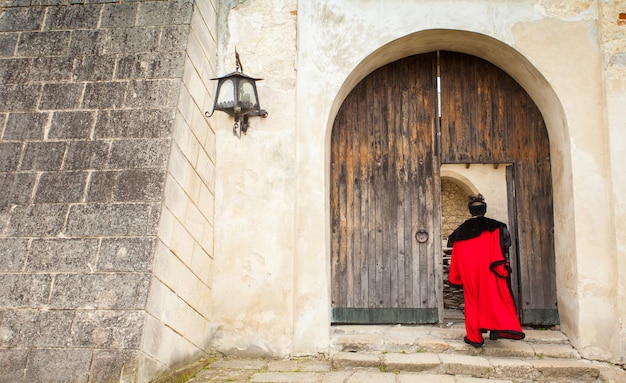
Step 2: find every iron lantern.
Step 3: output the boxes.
[205,51,268,136]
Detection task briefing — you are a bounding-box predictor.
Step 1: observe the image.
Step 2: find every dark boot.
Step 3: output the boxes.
[464,336,484,348]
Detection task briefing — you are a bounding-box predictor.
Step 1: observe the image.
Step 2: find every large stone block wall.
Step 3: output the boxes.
[143,0,217,376]
[0,1,215,381]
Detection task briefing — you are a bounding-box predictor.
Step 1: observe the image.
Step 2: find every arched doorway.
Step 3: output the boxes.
[330,51,558,326]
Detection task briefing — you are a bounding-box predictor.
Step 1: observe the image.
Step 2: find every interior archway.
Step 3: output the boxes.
[440,171,479,195]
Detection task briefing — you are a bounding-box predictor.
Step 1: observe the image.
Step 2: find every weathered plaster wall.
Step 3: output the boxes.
[209,0,298,357]
[598,0,626,362]
[510,10,618,360]
[289,0,621,362]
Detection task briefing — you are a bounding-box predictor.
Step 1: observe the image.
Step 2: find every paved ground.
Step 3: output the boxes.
[157,325,626,383]
[185,357,517,383]
[180,354,626,383]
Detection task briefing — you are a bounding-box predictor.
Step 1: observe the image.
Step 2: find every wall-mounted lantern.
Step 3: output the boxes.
[205,51,268,137]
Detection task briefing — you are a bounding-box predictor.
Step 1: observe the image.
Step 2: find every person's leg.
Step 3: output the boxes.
[463,290,484,347]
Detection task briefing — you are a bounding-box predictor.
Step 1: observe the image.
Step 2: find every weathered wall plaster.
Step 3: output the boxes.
[510,15,619,359]
[210,0,298,357]
[288,0,621,361]
[599,0,626,362]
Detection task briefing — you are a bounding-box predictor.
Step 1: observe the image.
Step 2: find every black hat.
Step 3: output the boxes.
[468,194,487,216]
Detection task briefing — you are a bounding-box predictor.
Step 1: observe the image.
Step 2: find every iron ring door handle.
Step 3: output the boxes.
[415,230,429,243]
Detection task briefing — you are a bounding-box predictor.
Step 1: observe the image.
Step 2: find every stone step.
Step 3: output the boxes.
[330,351,626,382]
[184,354,626,383]
[328,325,626,382]
[331,324,576,358]
[176,325,626,383]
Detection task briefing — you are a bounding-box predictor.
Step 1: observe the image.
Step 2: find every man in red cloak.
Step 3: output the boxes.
[447,194,525,347]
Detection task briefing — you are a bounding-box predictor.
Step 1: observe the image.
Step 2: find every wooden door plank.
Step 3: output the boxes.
[358,83,371,308]
[337,102,348,308]
[330,111,340,307]
[477,58,497,162]
[379,75,392,308]
[386,76,399,308]
[351,85,365,308]
[400,81,414,309]
[372,71,384,308]
[345,92,355,308]
[408,60,422,309]
[393,82,410,307]
[490,68,508,162]
[331,103,344,307]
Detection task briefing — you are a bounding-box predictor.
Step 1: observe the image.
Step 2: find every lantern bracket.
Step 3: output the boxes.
[205,51,268,137]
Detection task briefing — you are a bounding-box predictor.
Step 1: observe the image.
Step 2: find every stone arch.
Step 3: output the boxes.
[323,29,575,338]
[440,171,479,196]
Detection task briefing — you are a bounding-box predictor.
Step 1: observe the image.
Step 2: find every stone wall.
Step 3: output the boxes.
[0,1,215,381]
[143,0,217,377]
[441,179,471,241]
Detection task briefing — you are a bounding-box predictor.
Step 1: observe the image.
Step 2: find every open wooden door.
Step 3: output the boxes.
[439,51,558,325]
[330,53,442,324]
[506,164,521,314]
[331,51,558,326]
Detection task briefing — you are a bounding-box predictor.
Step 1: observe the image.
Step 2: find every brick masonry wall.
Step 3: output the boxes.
[0,2,197,382]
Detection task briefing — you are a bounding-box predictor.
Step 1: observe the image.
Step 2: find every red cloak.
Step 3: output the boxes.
[448,217,525,346]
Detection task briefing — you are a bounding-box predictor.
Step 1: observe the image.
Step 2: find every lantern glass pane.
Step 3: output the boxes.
[238,80,258,109]
[216,79,235,108]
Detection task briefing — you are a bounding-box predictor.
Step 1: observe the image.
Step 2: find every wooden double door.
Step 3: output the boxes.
[330,51,558,325]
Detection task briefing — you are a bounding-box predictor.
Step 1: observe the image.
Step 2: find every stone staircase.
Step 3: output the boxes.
[168,324,626,383]
[330,324,626,382]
